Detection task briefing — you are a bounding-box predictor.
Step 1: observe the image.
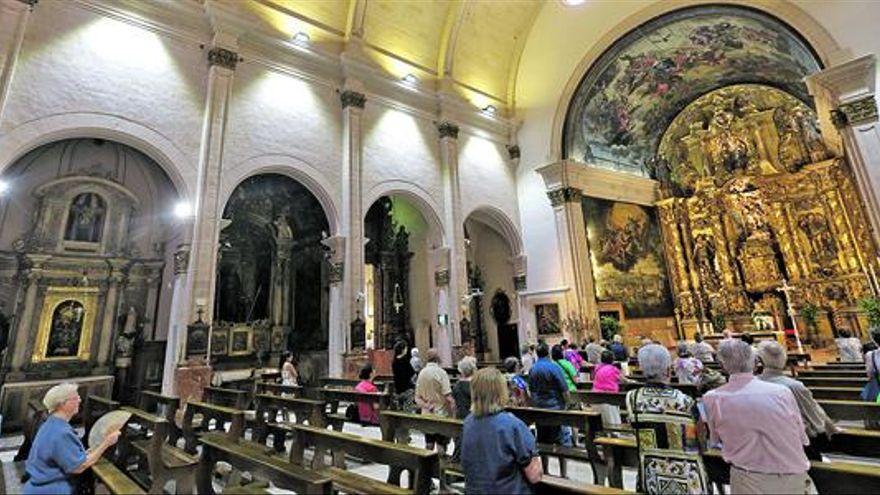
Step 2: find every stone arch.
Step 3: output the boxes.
[221,154,341,236]
[464,204,524,256]
[549,0,844,161]
[0,113,192,201]
[365,180,446,247]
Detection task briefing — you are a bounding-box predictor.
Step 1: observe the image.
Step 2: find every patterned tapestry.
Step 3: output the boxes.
[582,197,672,318]
[563,5,821,177]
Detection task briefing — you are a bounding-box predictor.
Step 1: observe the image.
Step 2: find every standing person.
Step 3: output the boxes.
[503,357,529,406]
[691,333,714,363]
[520,344,536,375]
[410,347,423,375]
[24,384,120,495]
[564,342,586,371]
[528,343,572,448]
[610,334,628,361]
[673,343,703,385]
[585,337,604,366]
[757,341,838,460]
[626,345,708,494]
[281,351,299,386]
[704,340,812,494]
[461,367,542,494]
[354,363,380,425]
[391,340,416,412]
[451,356,476,463]
[415,348,456,452]
[836,330,864,363]
[551,345,578,392]
[593,351,623,393]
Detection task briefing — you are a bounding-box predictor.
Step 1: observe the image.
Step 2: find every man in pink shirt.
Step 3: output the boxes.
[703,339,813,494]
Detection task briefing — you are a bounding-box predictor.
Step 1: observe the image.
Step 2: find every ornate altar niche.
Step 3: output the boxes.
[0,175,165,429]
[653,85,878,340]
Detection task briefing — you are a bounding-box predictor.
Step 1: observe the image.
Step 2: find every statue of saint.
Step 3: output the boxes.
[115,306,139,359]
[693,235,720,292]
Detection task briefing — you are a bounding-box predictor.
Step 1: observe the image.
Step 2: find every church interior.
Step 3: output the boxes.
[0,0,879,493]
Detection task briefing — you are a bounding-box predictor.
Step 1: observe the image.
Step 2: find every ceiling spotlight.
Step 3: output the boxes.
[0,180,8,196]
[292,31,310,46]
[174,201,193,219]
[402,73,418,85]
[561,0,586,6]
[482,105,497,115]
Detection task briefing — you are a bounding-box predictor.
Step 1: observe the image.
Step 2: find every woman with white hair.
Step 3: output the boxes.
[625,344,708,494]
[23,383,120,494]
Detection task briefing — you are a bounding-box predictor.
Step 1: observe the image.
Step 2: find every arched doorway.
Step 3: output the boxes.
[216,174,330,377]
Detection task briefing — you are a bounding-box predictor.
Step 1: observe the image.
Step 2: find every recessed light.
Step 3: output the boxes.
[174,201,193,219]
[482,105,497,115]
[402,73,418,85]
[561,0,586,5]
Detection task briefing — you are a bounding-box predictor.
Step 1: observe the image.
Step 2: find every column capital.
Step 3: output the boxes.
[547,187,582,207]
[434,269,450,286]
[340,90,366,109]
[513,275,527,292]
[207,47,239,70]
[437,121,460,139]
[506,144,521,160]
[328,262,344,284]
[321,235,346,263]
[805,55,876,104]
[173,244,191,275]
[831,95,879,128]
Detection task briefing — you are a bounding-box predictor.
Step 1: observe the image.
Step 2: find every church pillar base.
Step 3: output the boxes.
[174,362,211,406]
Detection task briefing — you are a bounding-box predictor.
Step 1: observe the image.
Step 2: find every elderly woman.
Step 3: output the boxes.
[757,341,838,460]
[451,356,477,463]
[24,383,120,494]
[673,342,703,385]
[626,344,708,494]
[502,356,529,406]
[461,367,542,494]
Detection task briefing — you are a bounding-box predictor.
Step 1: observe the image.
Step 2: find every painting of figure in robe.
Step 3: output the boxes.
[64,193,106,243]
[582,198,673,318]
[47,300,84,358]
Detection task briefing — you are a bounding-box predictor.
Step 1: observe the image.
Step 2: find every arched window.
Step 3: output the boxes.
[64,193,106,243]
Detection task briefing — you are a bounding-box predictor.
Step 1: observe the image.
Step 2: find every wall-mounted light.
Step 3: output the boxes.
[292,31,310,46]
[401,73,418,85]
[174,201,193,219]
[0,180,8,196]
[482,105,497,116]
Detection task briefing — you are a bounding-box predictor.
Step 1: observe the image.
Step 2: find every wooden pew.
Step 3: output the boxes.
[534,475,635,495]
[808,386,863,401]
[576,381,700,398]
[196,431,332,495]
[14,399,48,462]
[83,394,120,443]
[797,377,868,388]
[255,381,301,397]
[818,400,880,422]
[289,423,439,495]
[829,427,880,458]
[182,401,245,454]
[204,386,251,410]
[798,369,868,378]
[252,393,326,452]
[118,406,198,494]
[379,411,463,490]
[320,387,392,431]
[138,391,181,445]
[813,362,866,370]
[320,376,393,393]
[506,406,604,484]
[93,457,147,495]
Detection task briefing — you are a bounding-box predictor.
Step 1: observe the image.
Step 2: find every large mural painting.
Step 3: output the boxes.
[563,5,821,177]
[582,198,673,318]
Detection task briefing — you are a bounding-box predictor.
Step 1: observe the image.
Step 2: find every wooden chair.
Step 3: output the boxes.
[182,401,245,454]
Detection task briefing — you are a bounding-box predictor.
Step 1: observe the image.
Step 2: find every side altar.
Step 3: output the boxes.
[653,85,879,342]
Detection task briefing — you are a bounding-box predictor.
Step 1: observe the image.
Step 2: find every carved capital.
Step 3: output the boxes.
[513,274,527,291]
[434,269,450,286]
[340,90,366,109]
[437,121,460,139]
[328,262,344,284]
[833,95,878,127]
[506,145,521,160]
[546,187,582,207]
[207,47,238,70]
[173,249,190,275]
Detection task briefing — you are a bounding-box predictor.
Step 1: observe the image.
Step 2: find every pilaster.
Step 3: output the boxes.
[0,0,34,123]
[509,254,529,344]
[437,120,467,352]
[162,243,190,395]
[322,234,346,376]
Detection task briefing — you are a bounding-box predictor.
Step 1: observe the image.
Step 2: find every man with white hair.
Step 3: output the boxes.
[24,383,120,494]
[703,340,812,494]
[757,340,838,460]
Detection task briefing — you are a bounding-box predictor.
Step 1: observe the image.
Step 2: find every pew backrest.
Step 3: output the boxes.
[182,400,245,454]
[138,391,181,443]
[83,394,120,442]
[204,386,251,410]
[255,382,302,397]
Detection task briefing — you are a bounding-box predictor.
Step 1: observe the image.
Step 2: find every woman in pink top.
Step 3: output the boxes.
[593,350,622,392]
[354,364,380,425]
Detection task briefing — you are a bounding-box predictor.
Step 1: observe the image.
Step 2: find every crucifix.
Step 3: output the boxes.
[776,279,803,353]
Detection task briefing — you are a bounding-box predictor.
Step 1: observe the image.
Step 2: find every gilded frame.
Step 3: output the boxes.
[229,325,253,356]
[32,287,100,363]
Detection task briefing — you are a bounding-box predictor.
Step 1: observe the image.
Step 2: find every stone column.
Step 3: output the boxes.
[437,121,467,349]
[322,235,346,376]
[432,247,452,366]
[10,256,47,372]
[549,187,596,320]
[806,55,880,247]
[510,254,529,344]
[142,264,162,340]
[187,36,238,323]
[96,263,126,370]
[340,87,366,352]
[0,0,35,122]
[162,244,190,395]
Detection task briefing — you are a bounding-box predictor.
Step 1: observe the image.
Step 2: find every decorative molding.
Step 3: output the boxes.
[437,121,460,139]
[339,90,366,109]
[833,95,878,127]
[207,47,239,70]
[547,187,582,207]
[173,248,190,275]
[506,145,521,160]
[328,262,344,284]
[513,274,527,291]
[434,269,450,286]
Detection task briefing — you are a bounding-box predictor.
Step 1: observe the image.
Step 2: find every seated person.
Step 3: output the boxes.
[593,350,622,393]
[462,367,542,494]
[835,330,864,363]
[354,363,380,425]
[674,343,704,385]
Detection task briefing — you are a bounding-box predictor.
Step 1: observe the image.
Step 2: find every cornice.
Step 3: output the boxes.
[537,160,659,206]
[70,0,211,46]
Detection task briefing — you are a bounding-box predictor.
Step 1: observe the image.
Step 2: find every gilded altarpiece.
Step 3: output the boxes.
[654,85,878,339]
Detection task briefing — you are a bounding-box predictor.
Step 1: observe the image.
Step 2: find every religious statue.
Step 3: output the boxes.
[114,306,139,359]
[692,234,720,292]
[707,102,752,176]
[47,300,85,358]
[272,214,293,240]
[64,193,106,243]
[797,212,837,270]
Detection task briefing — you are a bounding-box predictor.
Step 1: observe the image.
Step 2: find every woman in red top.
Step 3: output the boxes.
[354,364,380,425]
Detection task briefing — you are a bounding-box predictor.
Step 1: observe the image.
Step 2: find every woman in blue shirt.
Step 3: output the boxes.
[461,367,543,494]
[24,383,120,494]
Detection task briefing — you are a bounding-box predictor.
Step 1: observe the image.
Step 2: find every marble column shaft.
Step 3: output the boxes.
[0,0,32,123]
[438,122,467,347]
[162,244,190,395]
[340,89,366,354]
[97,272,122,367]
[323,235,346,376]
[549,187,597,320]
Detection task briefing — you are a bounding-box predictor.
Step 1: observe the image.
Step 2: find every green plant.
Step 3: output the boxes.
[859,297,880,329]
[600,316,622,341]
[800,303,819,329]
[711,313,726,333]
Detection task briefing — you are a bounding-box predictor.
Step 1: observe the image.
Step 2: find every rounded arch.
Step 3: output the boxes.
[464,205,524,256]
[0,113,193,201]
[548,0,844,161]
[222,154,340,236]
[365,180,446,247]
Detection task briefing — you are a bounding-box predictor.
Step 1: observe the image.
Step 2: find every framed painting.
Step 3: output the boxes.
[211,327,228,356]
[32,287,99,363]
[229,326,253,356]
[535,303,561,336]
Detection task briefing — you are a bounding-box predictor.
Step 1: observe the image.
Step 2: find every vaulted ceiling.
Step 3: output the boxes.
[214,0,543,112]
